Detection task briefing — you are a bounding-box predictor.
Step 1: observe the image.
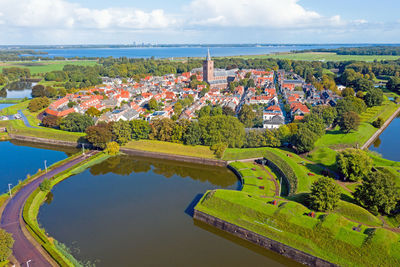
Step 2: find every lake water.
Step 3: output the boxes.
[369,115,400,161]
[0,141,77,193]
[0,103,12,110]
[36,44,368,59]
[38,155,300,267]
[0,81,33,99]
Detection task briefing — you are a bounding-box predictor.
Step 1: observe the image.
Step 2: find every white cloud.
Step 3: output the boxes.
[186,0,342,28]
[0,0,175,30]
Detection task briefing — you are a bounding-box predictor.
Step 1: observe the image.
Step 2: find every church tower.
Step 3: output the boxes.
[203,49,214,83]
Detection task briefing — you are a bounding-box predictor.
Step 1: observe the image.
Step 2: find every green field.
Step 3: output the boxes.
[234,52,400,62]
[195,189,398,267]
[0,60,98,75]
[124,140,216,159]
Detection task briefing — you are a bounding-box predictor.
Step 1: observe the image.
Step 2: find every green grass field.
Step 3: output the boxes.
[0,60,98,74]
[124,140,216,159]
[234,52,400,62]
[195,189,399,267]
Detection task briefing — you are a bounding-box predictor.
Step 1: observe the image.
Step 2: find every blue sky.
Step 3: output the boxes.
[0,0,399,44]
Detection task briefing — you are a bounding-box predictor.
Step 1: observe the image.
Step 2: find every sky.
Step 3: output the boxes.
[0,0,400,45]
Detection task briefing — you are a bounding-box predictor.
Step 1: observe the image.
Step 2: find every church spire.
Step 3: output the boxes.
[206,48,211,61]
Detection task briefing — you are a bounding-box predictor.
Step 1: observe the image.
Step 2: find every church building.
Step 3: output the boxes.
[202,49,236,89]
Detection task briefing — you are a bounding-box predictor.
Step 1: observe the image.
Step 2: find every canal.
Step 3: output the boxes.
[0,140,77,193]
[0,81,33,99]
[38,154,300,266]
[369,114,400,161]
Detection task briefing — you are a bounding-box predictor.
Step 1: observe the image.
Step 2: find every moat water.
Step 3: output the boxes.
[369,114,400,161]
[38,154,300,266]
[0,141,76,193]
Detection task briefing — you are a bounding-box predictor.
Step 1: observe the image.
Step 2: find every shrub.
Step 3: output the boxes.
[211,143,227,159]
[0,228,14,261]
[308,177,341,211]
[106,141,120,155]
[39,179,51,191]
[28,97,50,112]
[372,117,384,128]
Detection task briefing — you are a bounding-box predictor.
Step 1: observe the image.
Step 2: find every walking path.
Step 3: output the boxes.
[0,151,96,266]
[18,110,39,129]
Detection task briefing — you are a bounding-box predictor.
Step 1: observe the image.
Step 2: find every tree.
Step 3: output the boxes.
[291,124,318,153]
[0,228,14,261]
[364,87,384,107]
[28,97,50,112]
[148,97,158,110]
[106,141,120,155]
[31,84,46,98]
[308,177,341,211]
[199,115,245,148]
[338,111,360,133]
[336,149,373,182]
[174,102,183,116]
[310,105,337,127]
[85,123,112,149]
[353,171,400,215]
[60,113,94,132]
[198,105,212,118]
[336,96,367,116]
[222,106,236,116]
[42,115,60,128]
[149,118,175,142]
[183,121,202,145]
[45,86,57,98]
[238,104,256,128]
[130,120,151,140]
[112,120,131,145]
[387,76,400,93]
[211,143,227,159]
[39,179,51,191]
[85,107,101,117]
[341,87,355,97]
[372,117,384,128]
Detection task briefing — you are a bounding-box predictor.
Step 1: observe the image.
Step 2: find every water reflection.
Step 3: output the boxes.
[372,137,381,148]
[90,154,239,188]
[1,81,33,99]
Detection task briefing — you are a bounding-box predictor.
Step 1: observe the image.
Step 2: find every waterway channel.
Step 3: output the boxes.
[38,154,301,266]
[369,114,400,161]
[0,140,77,193]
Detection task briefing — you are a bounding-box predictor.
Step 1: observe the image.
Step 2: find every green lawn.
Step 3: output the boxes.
[223,147,270,161]
[195,189,399,267]
[124,140,216,159]
[0,60,98,74]
[234,52,400,62]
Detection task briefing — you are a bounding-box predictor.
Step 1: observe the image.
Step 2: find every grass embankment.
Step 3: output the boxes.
[0,60,98,75]
[195,189,399,267]
[236,52,400,62]
[124,140,216,159]
[229,161,276,197]
[23,152,110,267]
[0,98,23,104]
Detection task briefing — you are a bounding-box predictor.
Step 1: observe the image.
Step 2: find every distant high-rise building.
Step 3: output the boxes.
[203,49,214,83]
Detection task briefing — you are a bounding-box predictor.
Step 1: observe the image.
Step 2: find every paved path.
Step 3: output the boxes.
[361,105,400,150]
[0,151,96,266]
[18,110,39,129]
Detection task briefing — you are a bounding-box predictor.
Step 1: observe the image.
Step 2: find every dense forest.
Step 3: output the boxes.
[296,46,400,55]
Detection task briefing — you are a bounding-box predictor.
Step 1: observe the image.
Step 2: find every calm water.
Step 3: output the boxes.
[0,81,33,99]
[36,44,367,59]
[369,115,400,161]
[0,141,77,193]
[0,103,12,110]
[39,155,300,266]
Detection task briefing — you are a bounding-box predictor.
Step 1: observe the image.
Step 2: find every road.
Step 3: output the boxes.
[18,110,39,129]
[0,151,95,266]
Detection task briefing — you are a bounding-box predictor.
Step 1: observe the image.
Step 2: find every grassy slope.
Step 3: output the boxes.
[195,190,400,267]
[123,140,216,159]
[0,60,98,74]
[235,52,400,62]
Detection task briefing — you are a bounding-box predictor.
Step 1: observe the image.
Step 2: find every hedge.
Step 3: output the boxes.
[264,150,298,195]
